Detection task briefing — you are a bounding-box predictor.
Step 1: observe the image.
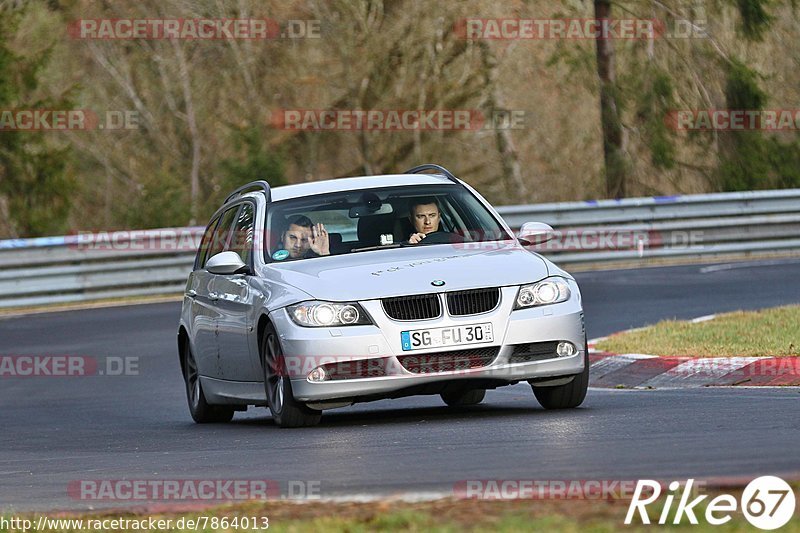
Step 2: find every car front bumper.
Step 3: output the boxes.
[270,286,586,402]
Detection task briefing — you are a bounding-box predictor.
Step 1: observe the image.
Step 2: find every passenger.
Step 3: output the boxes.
[280,215,330,258]
[407,197,441,244]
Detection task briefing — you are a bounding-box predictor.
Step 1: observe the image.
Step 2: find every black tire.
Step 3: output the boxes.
[531,346,589,410]
[262,323,322,428]
[183,345,235,423]
[441,388,486,407]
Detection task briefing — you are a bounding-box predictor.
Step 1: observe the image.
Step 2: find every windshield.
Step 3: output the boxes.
[264,184,512,262]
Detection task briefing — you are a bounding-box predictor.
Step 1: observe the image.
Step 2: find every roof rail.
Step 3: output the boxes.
[223,180,272,204]
[404,164,461,185]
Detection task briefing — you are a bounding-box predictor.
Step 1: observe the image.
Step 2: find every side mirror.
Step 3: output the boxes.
[517,222,555,245]
[206,251,249,275]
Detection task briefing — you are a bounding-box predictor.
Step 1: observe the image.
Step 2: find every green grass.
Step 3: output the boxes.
[597,305,800,357]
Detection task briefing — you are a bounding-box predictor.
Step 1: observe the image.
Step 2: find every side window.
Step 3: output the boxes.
[195,215,221,270]
[203,206,240,268]
[227,203,255,266]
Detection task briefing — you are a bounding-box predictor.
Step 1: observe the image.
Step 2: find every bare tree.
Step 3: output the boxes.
[594,0,627,198]
[171,38,202,224]
[478,40,528,200]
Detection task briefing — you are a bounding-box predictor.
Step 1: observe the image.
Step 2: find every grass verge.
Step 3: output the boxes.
[597,305,800,357]
[2,493,799,532]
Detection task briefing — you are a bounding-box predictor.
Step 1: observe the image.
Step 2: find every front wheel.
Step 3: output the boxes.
[183,345,234,423]
[531,348,589,409]
[262,323,322,428]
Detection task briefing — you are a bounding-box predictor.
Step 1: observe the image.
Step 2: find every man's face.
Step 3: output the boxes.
[282,223,312,258]
[412,203,440,234]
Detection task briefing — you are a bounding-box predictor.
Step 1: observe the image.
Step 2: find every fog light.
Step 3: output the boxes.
[308,366,329,382]
[556,342,576,357]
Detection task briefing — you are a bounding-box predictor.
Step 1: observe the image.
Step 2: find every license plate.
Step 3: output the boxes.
[401,323,493,351]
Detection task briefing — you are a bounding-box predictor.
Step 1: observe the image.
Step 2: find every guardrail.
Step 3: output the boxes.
[0,228,202,308]
[1,189,799,308]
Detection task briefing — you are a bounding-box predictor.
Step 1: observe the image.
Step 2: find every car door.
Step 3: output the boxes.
[187,213,222,377]
[212,201,262,381]
[192,206,240,378]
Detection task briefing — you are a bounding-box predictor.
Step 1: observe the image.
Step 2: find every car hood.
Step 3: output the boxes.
[264,243,551,302]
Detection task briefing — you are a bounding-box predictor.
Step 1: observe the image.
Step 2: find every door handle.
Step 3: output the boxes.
[209,292,220,301]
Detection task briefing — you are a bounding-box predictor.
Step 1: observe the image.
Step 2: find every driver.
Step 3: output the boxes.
[407,197,441,244]
[280,215,330,259]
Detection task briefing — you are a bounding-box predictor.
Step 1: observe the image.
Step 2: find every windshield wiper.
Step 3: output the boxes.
[349,244,404,253]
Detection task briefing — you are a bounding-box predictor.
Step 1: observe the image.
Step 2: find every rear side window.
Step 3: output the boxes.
[203,206,240,268]
[227,203,255,266]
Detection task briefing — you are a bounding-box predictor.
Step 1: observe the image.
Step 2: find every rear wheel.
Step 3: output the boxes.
[183,345,234,423]
[441,388,486,407]
[531,345,589,410]
[262,323,322,428]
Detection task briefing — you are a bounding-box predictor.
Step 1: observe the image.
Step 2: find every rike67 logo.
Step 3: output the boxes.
[626,477,796,530]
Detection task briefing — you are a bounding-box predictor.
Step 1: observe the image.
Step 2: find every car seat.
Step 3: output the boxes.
[328,232,344,254]
[393,217,415,242]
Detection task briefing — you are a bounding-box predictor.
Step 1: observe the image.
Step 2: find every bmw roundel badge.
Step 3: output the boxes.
[431,280,446,287]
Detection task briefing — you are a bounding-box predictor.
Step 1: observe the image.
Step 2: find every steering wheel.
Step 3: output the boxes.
[409,231,465,245]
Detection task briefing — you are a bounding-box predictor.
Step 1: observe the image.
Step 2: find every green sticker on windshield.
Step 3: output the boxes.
[272,250,290,261]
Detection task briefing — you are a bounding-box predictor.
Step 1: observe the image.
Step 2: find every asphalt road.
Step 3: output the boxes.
[1,259,799,512]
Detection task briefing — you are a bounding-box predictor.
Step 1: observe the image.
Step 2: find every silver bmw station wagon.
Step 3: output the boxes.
[178,165,588,427]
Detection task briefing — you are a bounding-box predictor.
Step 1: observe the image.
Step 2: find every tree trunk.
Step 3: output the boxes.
[172,40,201,224]
[478,41,528,200]
[0,195,16,238]
[594,0,627,198]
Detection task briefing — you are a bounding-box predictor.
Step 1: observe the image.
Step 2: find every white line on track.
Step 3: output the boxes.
[700,257,800,274]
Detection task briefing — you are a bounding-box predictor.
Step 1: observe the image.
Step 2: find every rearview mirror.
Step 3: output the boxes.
[348,203,393,218]
[206,251,249,275]
[517,222,554,245]
[348,191,393,218]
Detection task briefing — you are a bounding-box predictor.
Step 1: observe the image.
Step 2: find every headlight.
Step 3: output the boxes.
[515,278,571,309]
[288,301,372,327]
